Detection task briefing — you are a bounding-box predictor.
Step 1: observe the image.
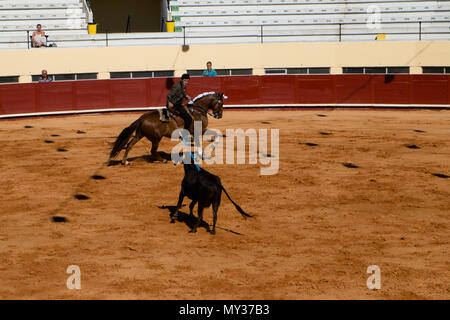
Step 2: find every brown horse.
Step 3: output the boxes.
[109,92,225,165]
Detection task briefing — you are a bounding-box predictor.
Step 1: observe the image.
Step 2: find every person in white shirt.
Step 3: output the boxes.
[32,24,47,47]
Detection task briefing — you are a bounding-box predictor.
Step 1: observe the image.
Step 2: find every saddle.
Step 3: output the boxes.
[159,107,193,129]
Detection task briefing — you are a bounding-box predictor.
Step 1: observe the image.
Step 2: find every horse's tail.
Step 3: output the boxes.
[221,184,253,218]
[109,117,143,159]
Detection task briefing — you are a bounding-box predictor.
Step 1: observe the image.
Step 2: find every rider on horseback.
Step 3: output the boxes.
[164,73,193,138]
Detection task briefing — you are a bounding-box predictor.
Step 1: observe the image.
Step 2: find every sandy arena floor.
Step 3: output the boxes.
[0,109,448,299]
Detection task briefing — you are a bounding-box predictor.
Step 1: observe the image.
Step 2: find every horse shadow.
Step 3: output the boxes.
[107,152,173,166]
[158,205,211,233]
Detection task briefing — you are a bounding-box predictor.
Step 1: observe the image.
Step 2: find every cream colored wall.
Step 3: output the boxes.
[2,41,450,81]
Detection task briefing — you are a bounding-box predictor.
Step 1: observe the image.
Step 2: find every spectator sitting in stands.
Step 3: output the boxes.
[32,24,47,47]
[38,70,52,82]
[202,61,217,77]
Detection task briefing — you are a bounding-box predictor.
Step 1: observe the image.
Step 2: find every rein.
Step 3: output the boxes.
[192,107,214,117]
[190,107,208,117]
[190,100,213,117]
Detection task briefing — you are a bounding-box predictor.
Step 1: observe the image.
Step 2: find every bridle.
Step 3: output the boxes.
[211,96,223,119]
[191,94,223,119]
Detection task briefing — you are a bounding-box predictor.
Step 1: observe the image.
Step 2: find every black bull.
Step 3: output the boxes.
[172,155,252,234]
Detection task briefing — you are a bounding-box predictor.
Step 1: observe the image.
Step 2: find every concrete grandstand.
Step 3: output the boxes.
[1,0,450,49]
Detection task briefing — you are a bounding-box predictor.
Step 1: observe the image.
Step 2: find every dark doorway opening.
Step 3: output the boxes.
[90,0,162,33]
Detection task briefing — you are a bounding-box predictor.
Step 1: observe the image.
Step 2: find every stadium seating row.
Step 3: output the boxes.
[169,0,450,42]
[172,2,450,16]
[170,0,443,6]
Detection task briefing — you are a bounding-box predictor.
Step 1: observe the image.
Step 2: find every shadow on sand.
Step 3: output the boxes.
[108,152,173,166]
[158,205,244,235]
[158,205,211,233]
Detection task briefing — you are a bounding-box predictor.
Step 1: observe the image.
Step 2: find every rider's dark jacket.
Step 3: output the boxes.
[167,80,188,106]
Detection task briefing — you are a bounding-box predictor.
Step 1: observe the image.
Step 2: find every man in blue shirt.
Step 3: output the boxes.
[202,61,217,77]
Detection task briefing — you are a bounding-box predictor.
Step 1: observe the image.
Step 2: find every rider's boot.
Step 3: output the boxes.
[161,109,170,122]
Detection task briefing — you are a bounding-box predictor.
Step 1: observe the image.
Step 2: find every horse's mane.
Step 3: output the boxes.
[190,92,228,104]
[192,92,216,103]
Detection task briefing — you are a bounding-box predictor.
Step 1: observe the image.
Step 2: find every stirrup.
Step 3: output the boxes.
[159,109,170,122]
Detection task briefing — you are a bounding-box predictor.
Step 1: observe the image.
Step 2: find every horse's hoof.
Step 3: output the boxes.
[189,229,197,233]
[124,161,130,166]
[210,230,216,235]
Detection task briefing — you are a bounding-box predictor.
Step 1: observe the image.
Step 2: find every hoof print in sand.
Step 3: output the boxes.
[406,145,420,149]
[92,175,106,180]
[343,162,359,168]
[51,216,68,223]
[432,173,449,179]
[298,142,319,146]
[44,140,54,143]
[74,194,90,200]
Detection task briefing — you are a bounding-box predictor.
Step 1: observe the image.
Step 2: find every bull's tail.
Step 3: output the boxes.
[221,185,252,218]
[109,117,142,159]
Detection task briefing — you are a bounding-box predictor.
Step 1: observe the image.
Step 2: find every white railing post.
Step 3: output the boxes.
[82,0,94,24]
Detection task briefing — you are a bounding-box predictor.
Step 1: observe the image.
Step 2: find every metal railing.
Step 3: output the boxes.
[82,0,94,24]
[2,19,449,50]
[126,14,132,33]
[180,20,450,44]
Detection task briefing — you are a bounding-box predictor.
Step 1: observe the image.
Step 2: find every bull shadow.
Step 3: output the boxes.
[158,205,211,233]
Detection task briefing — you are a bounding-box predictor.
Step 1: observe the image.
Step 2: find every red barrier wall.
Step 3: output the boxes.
[1,74,449,116]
